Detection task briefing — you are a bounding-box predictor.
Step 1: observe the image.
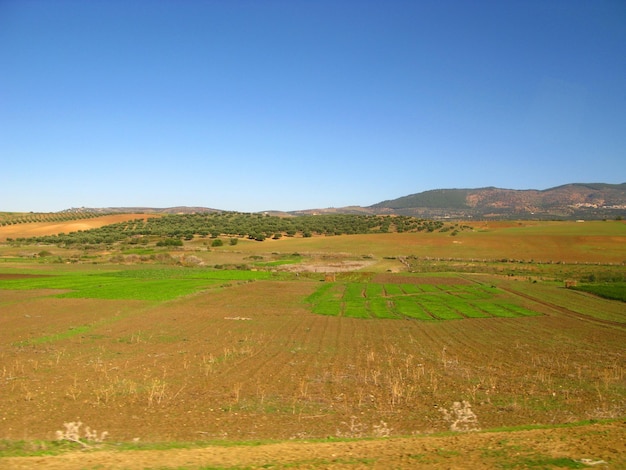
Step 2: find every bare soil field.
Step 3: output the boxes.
[0,214,150,242]
[0,219,624,468]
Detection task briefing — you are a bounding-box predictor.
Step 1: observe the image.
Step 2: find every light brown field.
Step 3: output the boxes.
[203,220,626,264]
[0,214,151,242]
[3,421,623,469]
[0,218,624,469]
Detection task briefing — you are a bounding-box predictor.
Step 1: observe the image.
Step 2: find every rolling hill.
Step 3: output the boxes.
[48,182,626,220]
[368,183,626,219]
[291,183,626,219]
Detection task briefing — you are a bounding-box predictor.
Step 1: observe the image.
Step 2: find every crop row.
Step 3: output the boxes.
[306,282,539,321]
[0,211,109,226]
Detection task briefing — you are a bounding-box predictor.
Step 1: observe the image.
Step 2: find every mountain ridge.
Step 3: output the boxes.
[367,182,626,219]
[61,183,626,220]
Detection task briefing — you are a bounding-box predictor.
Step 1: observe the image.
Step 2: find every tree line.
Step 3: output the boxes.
[0,211,111,226]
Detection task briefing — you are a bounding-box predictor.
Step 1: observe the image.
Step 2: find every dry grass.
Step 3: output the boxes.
[0,220,624,442]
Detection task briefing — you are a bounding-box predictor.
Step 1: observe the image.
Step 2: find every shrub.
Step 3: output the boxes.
[156,238,183,247]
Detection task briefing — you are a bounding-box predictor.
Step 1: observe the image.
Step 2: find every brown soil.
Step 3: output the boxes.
[1,220,624,469]
[282,260,376,273]
[0,214,150,241]
[2,280,624,444]
[371,273,472,285]
[1,421,623,469]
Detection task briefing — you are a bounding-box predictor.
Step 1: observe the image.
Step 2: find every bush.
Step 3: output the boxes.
[211,238,223,247]
[156,238,183,247]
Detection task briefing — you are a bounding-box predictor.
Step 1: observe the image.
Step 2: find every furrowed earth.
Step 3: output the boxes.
[0,216,624,469]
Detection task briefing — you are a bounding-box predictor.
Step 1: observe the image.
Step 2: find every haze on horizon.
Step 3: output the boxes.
[1,1,625,213]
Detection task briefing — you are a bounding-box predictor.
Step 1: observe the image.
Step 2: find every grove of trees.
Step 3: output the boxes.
[8,212,464,247]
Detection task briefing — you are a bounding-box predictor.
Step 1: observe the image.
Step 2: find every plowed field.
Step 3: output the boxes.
[1,275,624,442]
[1,220,624,468]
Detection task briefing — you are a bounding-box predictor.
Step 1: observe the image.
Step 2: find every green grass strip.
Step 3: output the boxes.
[393,297,434,320]
[344,283,366,301]
[473,302,517,318]
[419,301,464,320]
[343,301,370,318]
[384,284,404,296]
[572,282,626,302]
[365,283,384,298]
[367,298,398,318]
[312,300,341,316]
[0,269,277,302]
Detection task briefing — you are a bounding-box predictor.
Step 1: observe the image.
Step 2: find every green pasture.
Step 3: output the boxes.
[0,268,280,302]
[306,280,540,320]
[572,282,626,302]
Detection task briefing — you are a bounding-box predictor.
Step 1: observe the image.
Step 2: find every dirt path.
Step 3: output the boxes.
[2,421,623,469]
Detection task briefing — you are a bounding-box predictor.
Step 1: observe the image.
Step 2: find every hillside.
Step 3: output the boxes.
[369,183,626,219]
[7,183,624,220]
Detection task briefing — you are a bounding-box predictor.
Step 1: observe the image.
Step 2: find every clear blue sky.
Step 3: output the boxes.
[1,0,625,212]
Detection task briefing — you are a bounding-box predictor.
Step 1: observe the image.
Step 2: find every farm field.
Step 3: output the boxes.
[0,217,624,468]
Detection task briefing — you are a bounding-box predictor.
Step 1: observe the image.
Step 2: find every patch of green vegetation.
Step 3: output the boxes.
[505,456,587,469]
[405,255,626,283]
[343,301,371,319]
[0,439,94,458]
[481,444,588,470]
[343,283,366,301]
[399,283,422,294]
[0,268,279,302]
[393,297,434,320]
[121,248,155,255]
[12,326,92,347]
[253,259,300,267]
[572,282,626,302]
[365,282,384,297]
[304,282,335,304]
[0,437,285,459]
[368,298,398,318]
[383,284,404,296]
[501,281,626,323]
[312,300,342,316]
[306,280,542,321]
[419,301,464,320]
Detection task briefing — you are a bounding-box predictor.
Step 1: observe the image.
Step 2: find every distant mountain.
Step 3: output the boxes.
[368,183,626,219]
[61,206,221,215]
[60,183,626,220]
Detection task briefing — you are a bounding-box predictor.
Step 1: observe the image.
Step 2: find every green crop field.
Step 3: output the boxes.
[0,268,281,301]
[572,282,626,302]
[305,279,540,320]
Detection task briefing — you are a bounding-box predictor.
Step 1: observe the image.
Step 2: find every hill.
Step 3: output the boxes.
[61,206,220,215]
[369,183,626,219]
[13,182,624,220]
